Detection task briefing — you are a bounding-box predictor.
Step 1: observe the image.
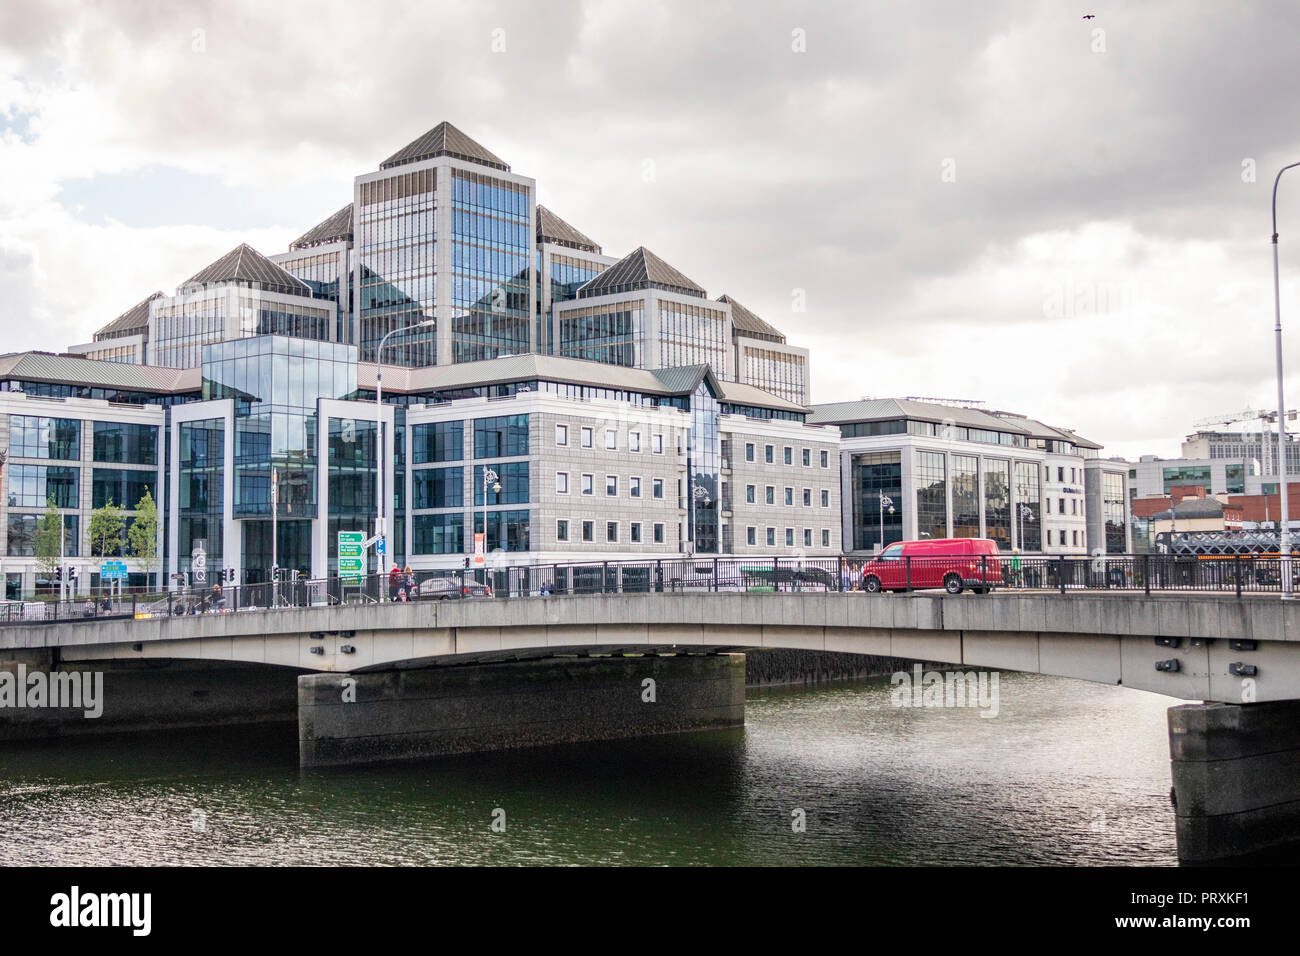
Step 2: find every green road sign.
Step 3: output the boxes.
[338,530,365,582]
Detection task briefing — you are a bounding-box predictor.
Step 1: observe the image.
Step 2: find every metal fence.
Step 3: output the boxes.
[1,553,1296,627]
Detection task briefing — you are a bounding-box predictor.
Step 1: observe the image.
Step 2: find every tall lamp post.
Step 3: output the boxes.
[375,318,435,580]
[1272,163,1300,597]
[878,494,894,552]
[481,466,501,576]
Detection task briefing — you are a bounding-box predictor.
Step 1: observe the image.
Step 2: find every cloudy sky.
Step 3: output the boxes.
[2,0,1299,459]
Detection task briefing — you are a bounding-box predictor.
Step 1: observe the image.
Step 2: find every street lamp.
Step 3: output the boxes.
[481,466,502,571]
[1018,503,1034,551]
[375,318,435,579]
[878,494,894,552]
[1271,163,1300,598]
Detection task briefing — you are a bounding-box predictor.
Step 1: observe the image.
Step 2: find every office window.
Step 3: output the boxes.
[605,429,617,451]
[631,522,641,543]
[746,484,756,504]
[765,445,774,463]
[821,450,829,468]
[607,522,618,542]
[582,520,594,542]
[606,475,618,496]
[784,487,794,506]
[803,488,811,507]
[629,432,641,452]
[581,473,593,495]
[822,529,830,547]
[555,424,568,446]
[556,472,569,494]
[784,447,792,465]
[93,421,158,465]
[821,489,830,507]
[766,528,775,546]
[556,519,569,541]
[1058,467,1065,482]
[581,427,593,448]
[765,486,775,505]
[1071,499,1078,515]
[745,443,755,462]
[802,448,811,467]
[413,421,463,464]
[1059,497,1065,513]
[474,414,529,458]
[653,523,664,543]
[653,478,664,499]
[9,415,80,460]
[653,433,664,454]
[804,528,812,547]
[785,528,794,546]
[1046,499,1052,514]
[630,477,642,498]
[747,527,756,546]
[1072,530,1079,547]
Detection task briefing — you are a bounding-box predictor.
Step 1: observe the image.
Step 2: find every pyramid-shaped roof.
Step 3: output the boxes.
[180,244,312,297]
[94,291,165,341]
[537,205,601,254]
[717,295,785,343]
[577,247,705,299]
[379,121,509,172]
[290,203,353,250]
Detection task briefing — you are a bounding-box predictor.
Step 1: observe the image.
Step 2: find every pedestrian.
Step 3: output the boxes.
[388,565,401,602]
[404,566,415,596]
[83,597,95,618]
[101,594,111,612]
[1010,549,1022,588]
[211,582,223,609]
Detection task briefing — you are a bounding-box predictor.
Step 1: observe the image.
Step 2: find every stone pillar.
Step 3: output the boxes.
[298,653,746,769]
[1168,700,1300,861]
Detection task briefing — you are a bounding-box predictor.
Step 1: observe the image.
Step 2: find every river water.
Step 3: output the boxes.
[0,670,1182,866]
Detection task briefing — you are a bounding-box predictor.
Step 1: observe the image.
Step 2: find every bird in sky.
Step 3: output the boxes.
[1082,13,1096,18]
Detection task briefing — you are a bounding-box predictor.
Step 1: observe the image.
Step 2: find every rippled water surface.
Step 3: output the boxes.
[0,672,1184,865]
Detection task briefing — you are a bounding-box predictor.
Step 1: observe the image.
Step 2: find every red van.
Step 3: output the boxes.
[860,538,1002,594]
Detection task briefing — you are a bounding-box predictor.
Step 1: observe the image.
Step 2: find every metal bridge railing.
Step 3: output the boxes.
[0,553,1295,627]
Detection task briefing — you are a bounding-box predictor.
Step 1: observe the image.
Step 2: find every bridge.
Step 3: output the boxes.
[3,588,1299,863]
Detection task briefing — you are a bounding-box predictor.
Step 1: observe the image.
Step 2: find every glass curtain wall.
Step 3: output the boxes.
[687,382,720,553]
[1014,461,1042,551]
[915,451,947,540]
[178,418,225,579]
[952,455,981,538]
[852,452,902,551]
[985,458,1012,550]
[1104,472,1127,553]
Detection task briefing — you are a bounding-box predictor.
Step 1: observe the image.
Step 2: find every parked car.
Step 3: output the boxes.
[416,577,493,600]
[860,538,1002,594]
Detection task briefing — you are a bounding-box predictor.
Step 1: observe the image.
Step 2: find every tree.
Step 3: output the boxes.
[127,489,160,591]
[88,498,124,558]
[33,498,63,584]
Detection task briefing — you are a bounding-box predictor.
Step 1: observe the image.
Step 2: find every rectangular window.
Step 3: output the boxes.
[631,522,642,543]
[556,519,569,541]
[582,520,594,542]
[653,434,664,454]
[746,443,755,462]
[804,528,812,547]
[784,447,792,465]
[821,489,830,508]
[765,486,775,505]
[766,527,775,546]
[1072,530,1079,547]
[786,528,794,547]
[474,414,529,458]
[1059,497,1066,513]
[820,450,829,468]
[581,427,593,448]
[1071,499,1078,515]
[555,424,568,446]
[1058,467,1065,482]
[803,488,811,507]
[629,432,641,452]
[411,513,465,554]
[747,526,756,546]
[9,464,79,508]
[91,467,154,510]
[8,415,80,460]
[413,421,464,464]
[765,445,774,464]
[630,477,642,498]
[653,523,664,543]
[556,472,569,494]
[802,448,811,467]
[784,487,794,506]
[822,529,830,547]
[607,522,618,542]
[746,484,756,504]
[92,421,158,465]
[605,429,617,451]
[411,467,464,509]
[581,473,593,495]
[606,475,618,496]
[653,478,664,499]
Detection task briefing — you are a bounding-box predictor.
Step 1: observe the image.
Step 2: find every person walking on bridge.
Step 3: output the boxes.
[388,565,402,602]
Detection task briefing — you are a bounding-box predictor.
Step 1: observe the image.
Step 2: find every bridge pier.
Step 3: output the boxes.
[1169,700,1300,862]
[297,653,746,768]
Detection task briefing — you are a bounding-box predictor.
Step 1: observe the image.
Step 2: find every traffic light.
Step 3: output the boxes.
[69,566,78,582]
[270,564,280,583]
[54,566,62,583]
